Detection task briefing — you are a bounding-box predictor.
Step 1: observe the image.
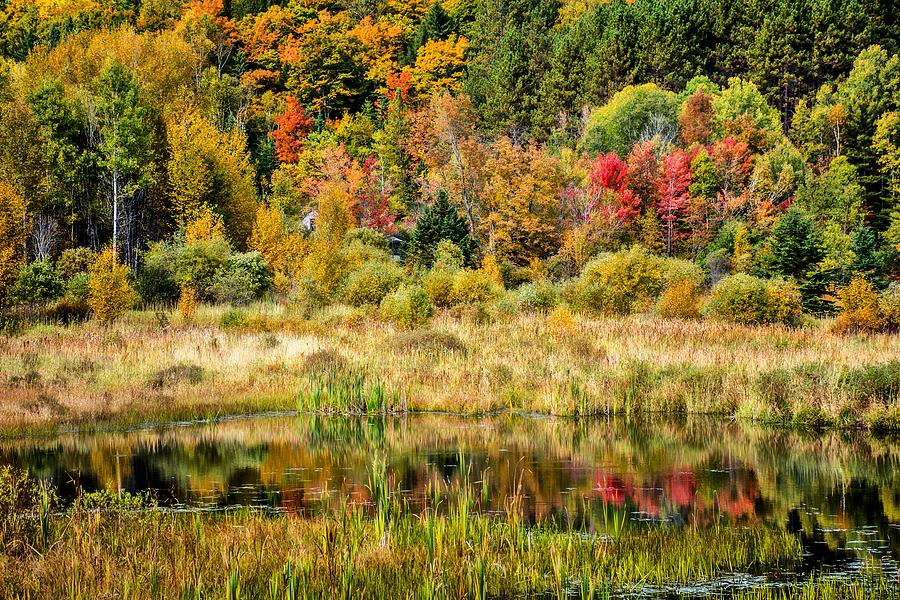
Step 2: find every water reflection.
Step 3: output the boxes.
[1,413,899,567]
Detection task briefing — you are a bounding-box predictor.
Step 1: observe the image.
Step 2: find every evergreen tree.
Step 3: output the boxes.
[402,0,453,66]
[850,226,884,285]
[407,189,475,268]
[769,208,826,310]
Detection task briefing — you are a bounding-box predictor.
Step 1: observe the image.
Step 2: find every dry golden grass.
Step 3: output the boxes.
[1,303,899,433]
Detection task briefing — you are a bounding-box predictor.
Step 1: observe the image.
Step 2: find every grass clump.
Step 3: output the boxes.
[147,363,204,389]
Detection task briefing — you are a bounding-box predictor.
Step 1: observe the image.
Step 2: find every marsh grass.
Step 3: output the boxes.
[1,304,900,433]
[0,465,821,600]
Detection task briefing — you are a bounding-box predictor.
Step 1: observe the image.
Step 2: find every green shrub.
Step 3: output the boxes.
[14,261,64,304]
[65,272,90,305]
[342,260,404,306]
[209,251,273,305]
[573,246,665,314]
[343,228,389,252]
[433,240,464,271]
[56,247,96,279]
[138,241,181,304]
[380,284,433,328]
[176,236,232,298]
[706,274,772,325]
[422,269,455,307]
[516,280,559,312]
[220,309,247,329]
[450,269,502,305]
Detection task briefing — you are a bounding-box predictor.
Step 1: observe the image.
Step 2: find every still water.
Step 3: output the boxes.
[2,413,899,587]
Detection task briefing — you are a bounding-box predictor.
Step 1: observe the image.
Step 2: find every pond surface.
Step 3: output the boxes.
[2,413,899,590]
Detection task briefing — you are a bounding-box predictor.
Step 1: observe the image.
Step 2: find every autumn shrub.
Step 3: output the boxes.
[56,248,96,279]
[209,251,273,305]
[516,280,560,312]
[880,283,900,331]
[342,259,404,307]
[289,277,327,317]
[87,248,135,325]
[422,269,456,307]
[571,246,665,314]
[706,274,771,325]
[834,276,883,334]
[449,269,502,305]
[765,278,804,326]
[0,182,26,305]
[178,286,197,322]
[380,284,433,328]
[657,279,701,319]
[13,261,64,304]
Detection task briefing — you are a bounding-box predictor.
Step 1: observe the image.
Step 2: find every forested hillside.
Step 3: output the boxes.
[1,0,899,328]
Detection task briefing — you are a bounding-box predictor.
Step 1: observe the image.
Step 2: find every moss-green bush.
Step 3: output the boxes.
[342,260,404,307]
[449,269,502,305]
[706,274,772,325]
[516,280,560,312]
[380,284,433,328]
[569,246,665,314]
[706,274,803,326]
[422,268,455,307]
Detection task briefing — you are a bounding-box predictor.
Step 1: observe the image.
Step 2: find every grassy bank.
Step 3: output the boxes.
[1,304,900,434]
[3,466,897,600]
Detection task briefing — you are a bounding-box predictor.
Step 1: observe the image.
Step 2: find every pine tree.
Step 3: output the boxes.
[769,208,826,311]
[402,0,453,66]
[407,189,474,268]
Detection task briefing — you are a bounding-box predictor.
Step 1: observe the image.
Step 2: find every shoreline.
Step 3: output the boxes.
[1,307,899,436]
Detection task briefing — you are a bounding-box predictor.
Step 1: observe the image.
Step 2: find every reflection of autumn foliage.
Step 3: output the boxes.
[594,466,760,524]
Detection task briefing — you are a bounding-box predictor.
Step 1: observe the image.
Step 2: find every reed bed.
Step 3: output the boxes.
[1,305,899,433]
[7,464,890,600]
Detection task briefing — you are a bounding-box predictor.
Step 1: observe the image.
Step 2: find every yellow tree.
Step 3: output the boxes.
[88,248,135,324]
[411,35,468,95]
[166,110,258,243]
[249,203,306,292]
[0,182,27,303]
[482,138,562,265]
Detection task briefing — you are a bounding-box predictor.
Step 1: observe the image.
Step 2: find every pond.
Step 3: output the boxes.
[1,413,899,592]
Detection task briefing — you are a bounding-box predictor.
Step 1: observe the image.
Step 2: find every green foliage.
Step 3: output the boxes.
[515,280,560,312]
[432,240,464,271]
[138,241,181,304]
[220,309,247,329]
[344,228,389,252]
[13,261,64,304]
[209,252,273,305]
[342,260,405,307]
[380,284,433,328]
[56,248,96,280]
[407,190,474,268]
[422,268,456,307]
[706,274,802,326]
[567,246,692,315]
[767,209,824,309]
[582,84,679,156]
[706,274,771,325]
[449,269,502,305]
[65,272,90,305]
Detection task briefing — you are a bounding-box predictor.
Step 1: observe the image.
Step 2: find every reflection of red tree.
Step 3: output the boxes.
[592,467,762,524]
